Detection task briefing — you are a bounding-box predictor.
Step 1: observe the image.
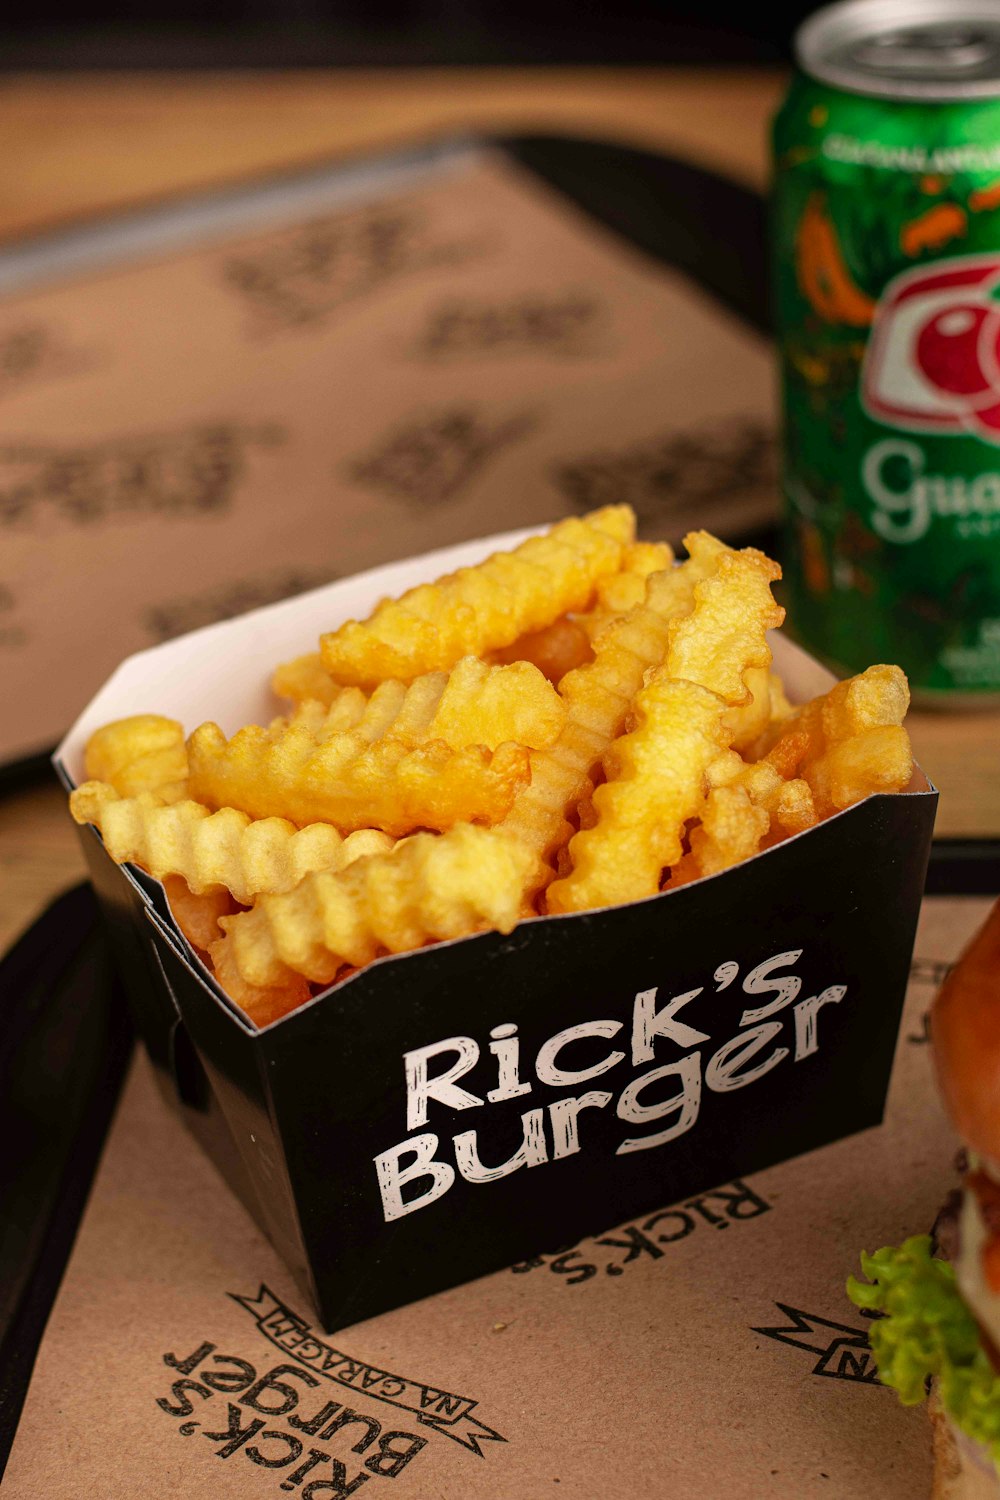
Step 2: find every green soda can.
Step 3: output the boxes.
[774,0,1000,704]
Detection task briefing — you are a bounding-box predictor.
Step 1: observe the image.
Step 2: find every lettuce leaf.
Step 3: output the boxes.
[848,1235,1000,1468]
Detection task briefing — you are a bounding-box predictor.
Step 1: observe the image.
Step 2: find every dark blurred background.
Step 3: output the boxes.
[1,0,819,69]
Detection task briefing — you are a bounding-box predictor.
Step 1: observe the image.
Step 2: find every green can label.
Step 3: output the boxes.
[774,74,1000,699]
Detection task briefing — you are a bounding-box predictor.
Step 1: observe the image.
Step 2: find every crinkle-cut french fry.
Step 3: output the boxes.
[752,664,912,818]
[84,714,188,802]
[747,664,888,766]
[770,777,819,837]
[689,785,771,878]
[723,664,772,753]
[218,825,539,988]
[546,676,731,913]
[429,658,566,750]
[749,698,815,764]
[753,724,814,782]
[319,505,635,685]
[498,594,678,879]
[545,540,784,913]
[489,616,594,685]
[207,935,311,1027]
[300,688,369,736]
[580,540,674,641]
[672,740,820,882]
[729,669,795,763]
[664,542,785,703]
[187,720,529,835]
[716,760,818,841]
[163,874,239,953]
[287,657,565,753]
[819,662,911,742]
[271,652,339,707]
[69,780,394,904]
[707,748,816,828]
[496,532,729,895]
[806,724,913,816]
[767,671,795,726]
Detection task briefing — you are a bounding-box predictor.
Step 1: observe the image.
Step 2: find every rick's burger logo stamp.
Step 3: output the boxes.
[373,951,847,1224]
[347,405,537,508]
[219,200,489,336]
[231,1287,505,1454]
[0,421,284,527]
[153,1293,503,1500]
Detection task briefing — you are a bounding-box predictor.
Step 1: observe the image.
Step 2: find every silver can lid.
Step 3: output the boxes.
[797,0,1000,99]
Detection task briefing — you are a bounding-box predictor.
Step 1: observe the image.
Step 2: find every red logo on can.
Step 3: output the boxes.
[862,254,1000,444]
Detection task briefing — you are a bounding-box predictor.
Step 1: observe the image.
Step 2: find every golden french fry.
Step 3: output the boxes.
[819,662,910,741]
[662,852,700,890]
[497,532,737,896]
[676,729,821,881]
[664,771,816,889]
[207,935,311,1027]
[218,825,539,988]
[188,720,529,835]
[723,664,772,752]
[430,658,566,750]
[771,776,818,836]
[84,714,188,802]
[687,784,770,879]
[289,656,565,753]
[163,874,239,953]
[299,687,368,735]
[666,539,784,703]
[546,676,731,912]
[754,693,824,763]
[498,581,684,878]
[489,616,594,684]
[69,780,394,904]
[758,664,912,818]
[754,723,814,781]
[319,506,635,685]
[807,724,913,815]
[581,540,674,640]
[545,538,783,912]
[271,652,339,707]
[767,671,795,725]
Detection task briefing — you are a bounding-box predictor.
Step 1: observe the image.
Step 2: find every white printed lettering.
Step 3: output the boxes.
[794,985,847,1060]
[706,1023,789,1092]
[404,1036,482,1130]
[548,1091,613,1159]
[631,986,709,1064]
[615,1053,702,1155]
[740,951,803,1025]
[453,1108,548,1182]
[535,1020,624,1087]
[374,1134,455,1222]
[487,1024,532,1104]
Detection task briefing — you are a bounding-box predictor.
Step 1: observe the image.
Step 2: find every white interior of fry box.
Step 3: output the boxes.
[55,525,930,796]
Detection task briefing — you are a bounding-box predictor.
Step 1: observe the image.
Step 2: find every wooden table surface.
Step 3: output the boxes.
[1,68,997,955]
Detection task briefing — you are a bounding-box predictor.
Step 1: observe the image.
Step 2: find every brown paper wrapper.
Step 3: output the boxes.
[4,894,988,1498]
[0,146,775,765]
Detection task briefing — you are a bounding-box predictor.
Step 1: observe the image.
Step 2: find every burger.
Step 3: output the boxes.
[848,899,1000,1499]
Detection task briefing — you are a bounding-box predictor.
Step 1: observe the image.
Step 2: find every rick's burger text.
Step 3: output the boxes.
[374,948,844,1222]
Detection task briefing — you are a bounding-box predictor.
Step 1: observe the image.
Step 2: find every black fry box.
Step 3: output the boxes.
[56,527,938,1333]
